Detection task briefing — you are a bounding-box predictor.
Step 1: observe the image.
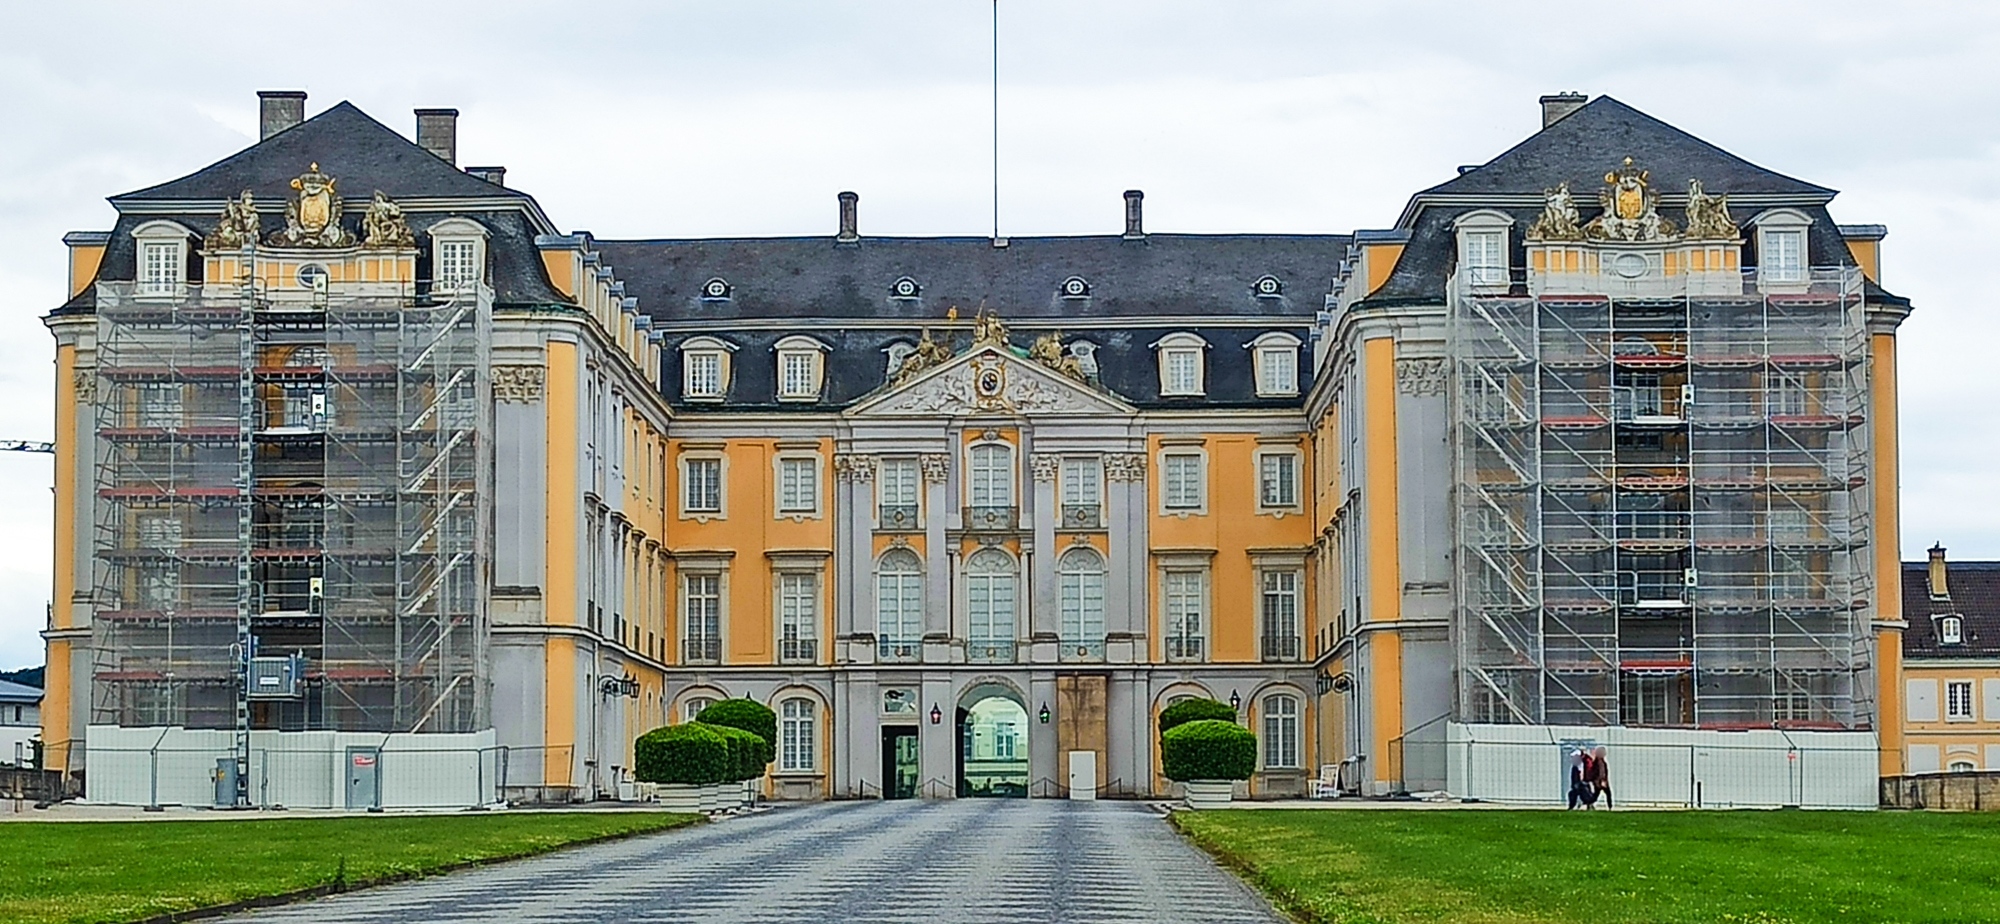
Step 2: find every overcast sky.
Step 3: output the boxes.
[1,1,1996,670]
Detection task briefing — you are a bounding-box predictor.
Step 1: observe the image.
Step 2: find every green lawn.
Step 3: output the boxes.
[1173,809,2000,924]
[0,811,701,924]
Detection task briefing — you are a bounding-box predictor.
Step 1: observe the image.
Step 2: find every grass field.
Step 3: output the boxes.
[1173,808,2000,924]
[0,811,701,924]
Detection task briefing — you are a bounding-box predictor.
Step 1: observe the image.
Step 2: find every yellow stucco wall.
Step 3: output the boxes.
[1363,336,1403,780]
[1903,664,2000,772]
[1873,331,1904,774]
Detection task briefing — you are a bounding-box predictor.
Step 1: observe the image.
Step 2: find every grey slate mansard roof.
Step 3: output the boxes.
[1904,561,2000,660]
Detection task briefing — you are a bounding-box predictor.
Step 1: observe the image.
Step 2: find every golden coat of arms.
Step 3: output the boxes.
[267,162,354,247]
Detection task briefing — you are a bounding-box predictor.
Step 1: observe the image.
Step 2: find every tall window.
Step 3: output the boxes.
[1164,570,1205,661]
[1463,230,1506,286]
[1261,570,1299,661]
[780,698,816,771]
[778,457,818,514]
[1062,458,1101,527]
[139,241,181,295]
[966,549,1017,653]
[1767,372,1809,417]
[879,458,919,528]
[1258,453,1298,508]
[778,348,820,400]
[779,572,818,661]
[1262,694,1300,769]
[684,351,724,399]
[684,458,722,513]
[969,443,1013,508]
[1059,548,1106,654]
[1163,453,1204,510]
[1155,332,1208,396]
[1256,345,1299,397]
[875,549,924,654]
[683,696,715,723]
[1948,681,1975,721]
[435,240,479,291]
[137,383,182,429]
[1941,616,1964,646]
[683,573,721,662]
[1764,229,1805,282]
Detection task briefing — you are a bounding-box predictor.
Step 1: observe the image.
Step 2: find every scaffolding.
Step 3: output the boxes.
[1451,264,1871,729]
[88,253,490,746]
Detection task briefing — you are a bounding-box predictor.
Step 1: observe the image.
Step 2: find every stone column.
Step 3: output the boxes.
[921,453,953,661]
[1104,452,1147,663]
[1030,452,1060,661]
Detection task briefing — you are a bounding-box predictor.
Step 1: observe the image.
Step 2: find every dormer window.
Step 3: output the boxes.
[1249,332,1303,398]
[680,336,736,401]
[1154,332,1208,397]
[774,335,830,401]
[1253,275,1284,297]
[1941,615,1964,646]
[890,276,922,299]
[1753,209,1814,287]
[427,218,489,295]
[1454,210,1513,290]
[1060,276,1091,299]
[131,220,194,298]
[701,277,732,300]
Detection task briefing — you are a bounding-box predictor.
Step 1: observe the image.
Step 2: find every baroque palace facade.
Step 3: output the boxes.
[41,90,1911,808]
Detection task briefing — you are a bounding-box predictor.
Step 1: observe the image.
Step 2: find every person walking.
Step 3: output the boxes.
[1567,750,1591,809]
[1589,746,1613,809]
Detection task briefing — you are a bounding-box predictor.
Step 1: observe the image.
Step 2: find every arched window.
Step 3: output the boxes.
[683,695,715,723]
[1058,547,1106,656]
[780,697,817,772]
[1950,759,1978,774]
[876,549,924,660]
[1262,693,1300,769]
[968,443,1014,508]
[966,549,1017,657]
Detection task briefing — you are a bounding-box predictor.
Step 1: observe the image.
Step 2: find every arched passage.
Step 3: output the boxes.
[957,682,1028,797]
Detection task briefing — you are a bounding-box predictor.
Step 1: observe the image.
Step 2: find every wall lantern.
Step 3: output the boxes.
[1229,690,1242,712]
[599,674,640,700]
[1038,703,1051,724]
[930,704,943,725]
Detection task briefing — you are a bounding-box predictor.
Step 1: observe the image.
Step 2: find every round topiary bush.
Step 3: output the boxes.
[634,722,730,785]
[1159,697,1237,734]
[708,724,767,782]
[696,698,777,766]
[1161,719,1257,782]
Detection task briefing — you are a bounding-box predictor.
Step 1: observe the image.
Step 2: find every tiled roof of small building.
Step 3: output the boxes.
[1903,560,2000,659]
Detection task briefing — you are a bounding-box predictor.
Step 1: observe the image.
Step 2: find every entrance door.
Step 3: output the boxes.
[881,727,919,799]
[345,747,381,810]
[958,696,1029,797]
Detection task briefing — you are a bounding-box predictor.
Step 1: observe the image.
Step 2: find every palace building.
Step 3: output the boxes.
[40,90,1910,808]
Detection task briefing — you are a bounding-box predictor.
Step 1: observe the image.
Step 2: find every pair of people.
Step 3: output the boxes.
[1566,746,1613,809]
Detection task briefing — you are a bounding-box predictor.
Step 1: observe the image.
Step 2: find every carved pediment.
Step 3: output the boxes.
[847,345,1134,418]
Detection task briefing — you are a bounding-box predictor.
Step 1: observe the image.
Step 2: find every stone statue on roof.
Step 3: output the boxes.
[206,190,261,249]
[1525,182,1584,242]
[1683,179,1739,241]
[361,190,415,249]
[889,327,955,386]
[1029,331,1089,383]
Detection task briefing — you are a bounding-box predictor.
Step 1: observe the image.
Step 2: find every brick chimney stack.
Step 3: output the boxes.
[414,108,459,165]
[258,91,306,140]
[1929,543,1951,600]
[837,191,859,242]
[1123,189,1145,240]
[1539,92,1587,129]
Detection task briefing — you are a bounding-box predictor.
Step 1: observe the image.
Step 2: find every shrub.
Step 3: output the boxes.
[1159,697,1237,734]
[696,698,777,766]
[1161,719,1257,782]
[708,724,768,782]
[633,723,729,785]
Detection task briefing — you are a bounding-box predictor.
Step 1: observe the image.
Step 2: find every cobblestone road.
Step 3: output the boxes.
[218,800,1284,924]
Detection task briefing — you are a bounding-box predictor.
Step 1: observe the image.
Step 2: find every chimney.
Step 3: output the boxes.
[1123,189,1145,240]
[1929,543,1951,600]
[465,166,507,187]
[836,191,859,243]
[1539,92,1587,129]
[414,108,459,165]
[258,91,307,141]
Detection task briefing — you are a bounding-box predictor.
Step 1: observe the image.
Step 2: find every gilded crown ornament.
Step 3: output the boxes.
[1583,157,1676,242]
[267,162,353,248]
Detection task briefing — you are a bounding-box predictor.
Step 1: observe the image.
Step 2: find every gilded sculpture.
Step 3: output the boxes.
[1683,178,1739,240]
[889,327,954,385]
[1525,182,1584,242]
[1029,331,1089,383]
[1583,157,1676,242]
[970,307,1010,349]
[361,190,415,248]
[205,190,261,249]
[267,162,353,248]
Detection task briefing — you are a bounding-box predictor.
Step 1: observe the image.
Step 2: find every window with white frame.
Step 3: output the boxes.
[1764,229,1805,283]
[1262,693,1300,769]
[1948,681,1975,721]
[1163,452,1205,511]
[1258,451,1299,509]
[139,241,183,296]
[778,456,818,514]
[1766,371,1810,417]
[435,239,479,292]
[683,695,715,723]
[137,514,181,548]
[778,571,818,660]
[966,549,1017,647]
[878,458,919,528]
[1940,615,1964,646]
[137,383,182,429]
[1950,759,1978,773]
[683,457,722,514]
[683,573,722,662]
[1261,570,1300,660]
[1154,332,1208,397]
[780,697,817,771]
[1062,457,1101,526]
[774,336,828,401]
[875,549,924,650]
[1059,547,1106,649]
[1164,569,1206,660]
[1251,333,1302,397]
[968,442,1014,508]
[680,337,733,401]
[1455,210,1512,288]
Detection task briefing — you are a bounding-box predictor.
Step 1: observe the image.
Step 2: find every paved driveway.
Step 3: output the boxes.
[219,800,1283,923]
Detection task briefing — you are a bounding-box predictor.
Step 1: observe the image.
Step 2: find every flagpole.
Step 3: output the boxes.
[992,0,1000,243]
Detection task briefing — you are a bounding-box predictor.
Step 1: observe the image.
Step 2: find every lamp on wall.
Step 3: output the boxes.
[599,674,640,699]
[1229,690,1242,713]
[1038,702,1051,724]
[930,704,943,725]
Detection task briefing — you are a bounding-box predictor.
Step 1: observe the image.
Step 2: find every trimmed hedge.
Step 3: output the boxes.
[1161,719,1257,782]
[709,724,768,783]
[1159,697,1237,734]
[634,722,730,785]
[696,698,778,766]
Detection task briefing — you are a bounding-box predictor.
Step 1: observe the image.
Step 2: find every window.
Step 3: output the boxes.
[1261,571,1300,661]
[1940,616,1964,646]
[139,241,182,296]
[780,698,817,771]
[1947,681,1975,721]
[137,514,181,549]
[966,549,1017,659]
[683,696,715,723]
[1770,507,1810,541]
[680,337,733,400]
[1163,452,1204,511]
[1950,759,1978,774]
[435,239,479,292]
[1258,452,1299,509]
[1767,372,1809,417]
[875,550,924,658]
[878,458,919,529]
[683,573,722,662]
[1463,231,1505,286]
[1164,570,1206,661]
[1061,458,1101,528]
[778,457,818,514]
[683,457,722,514]
[1262,694,1300,769]
[137,383,182,429]
[779,572,818,662]
[1764,229,1805,283]
[1059,548,1106,657]
[968,443,1013,508]
[1154,332,1208,396]
[1253,335,1301,398]
[774,336,828,401]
